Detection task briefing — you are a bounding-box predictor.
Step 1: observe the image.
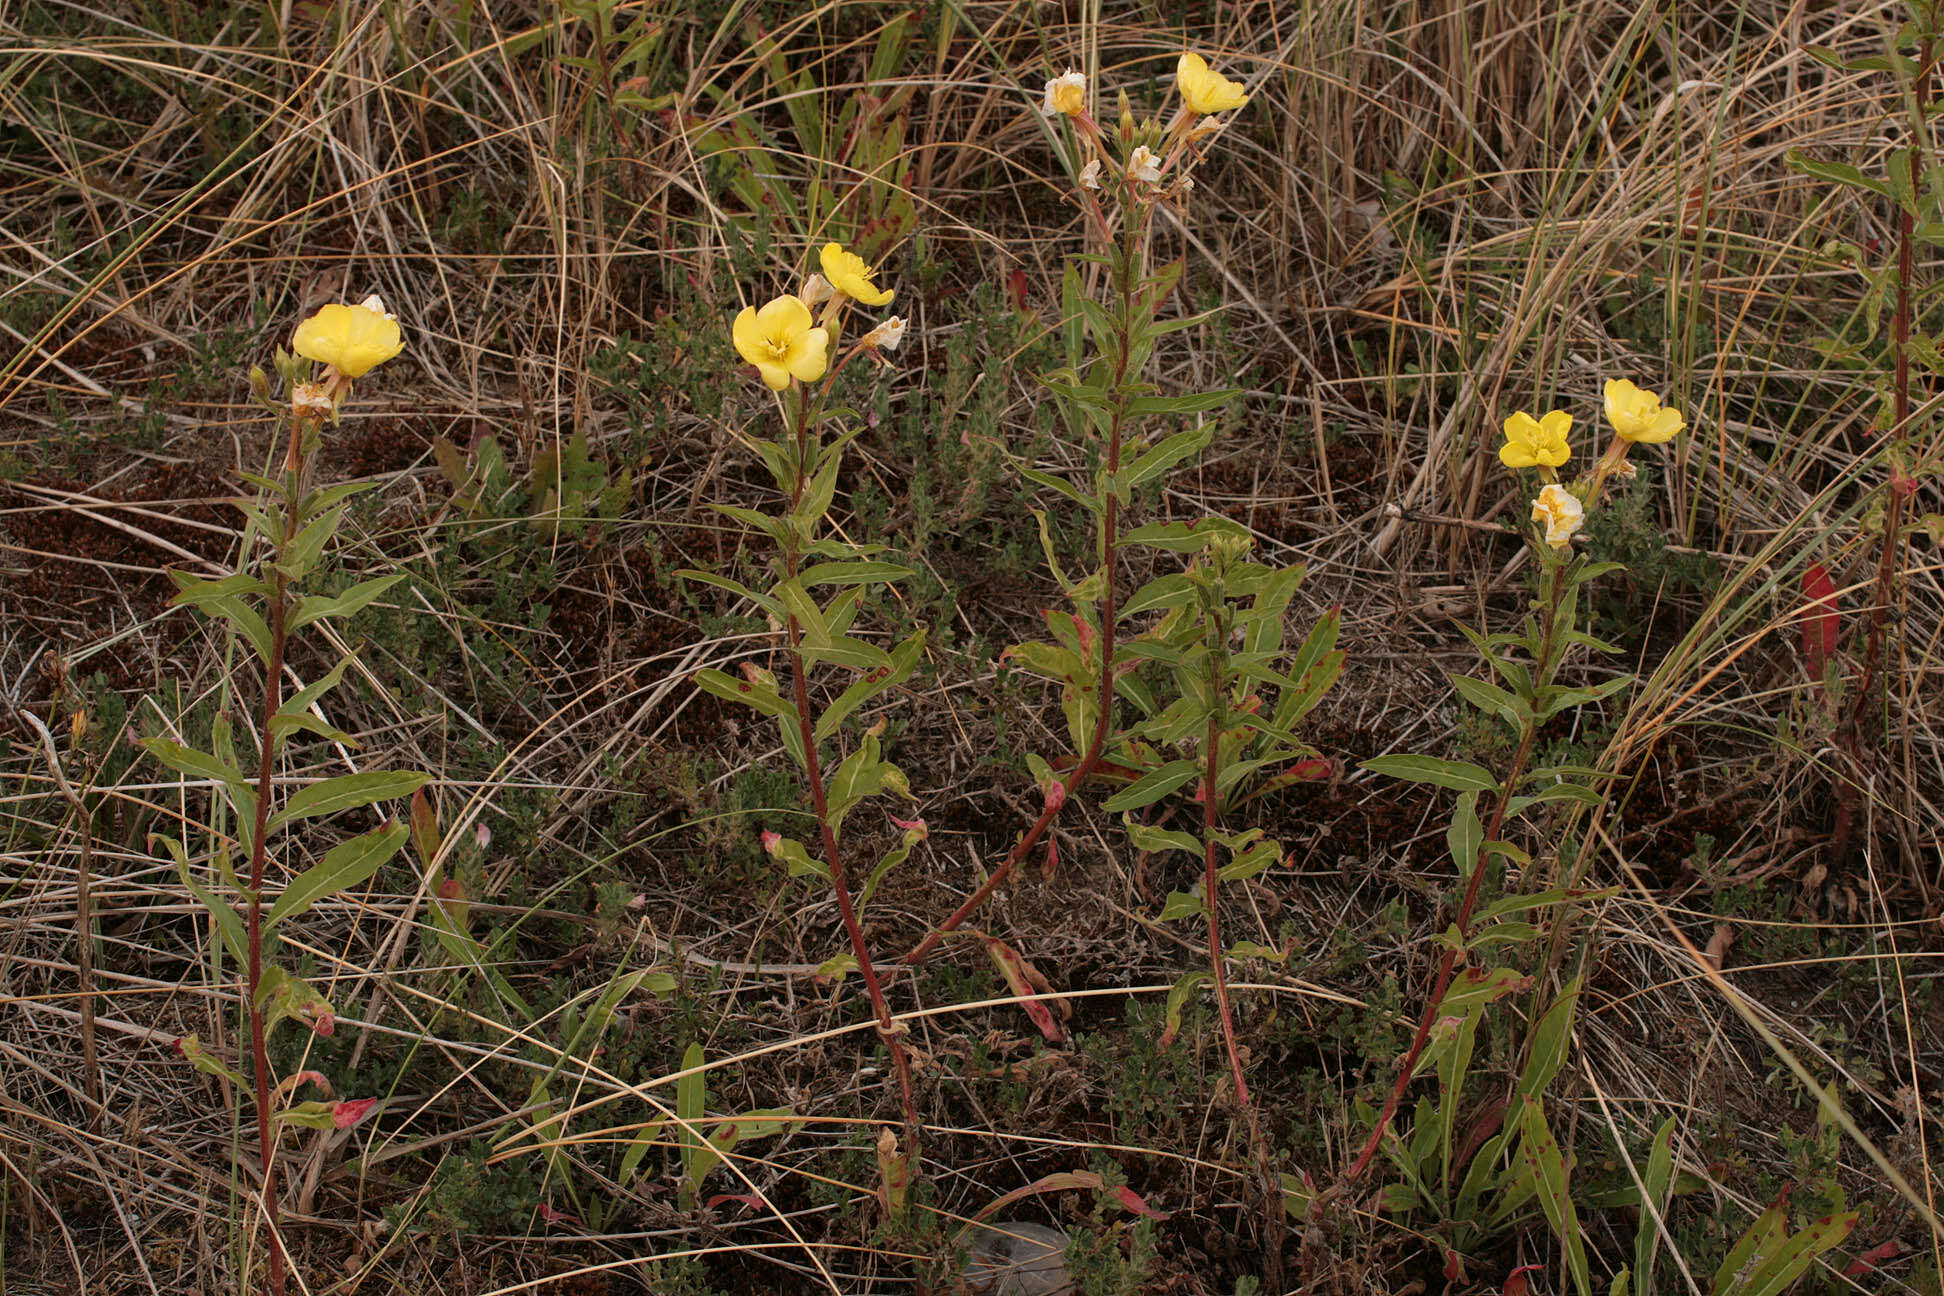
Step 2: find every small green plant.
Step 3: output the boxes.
[148,297,424,1296]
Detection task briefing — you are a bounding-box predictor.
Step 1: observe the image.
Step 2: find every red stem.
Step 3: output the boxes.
[901,209,1148,965]
[1848,39,1932,809]
[245,427,306,1296]
[781,391,919,1139]
[1344,562,1564,1182]
[1202,705,1249,1108]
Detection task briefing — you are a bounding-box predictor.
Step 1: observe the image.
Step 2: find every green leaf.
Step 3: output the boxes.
[1118,425,1214,490]
[287,575,404,632]
[1447,791,1482,877]
[1737,1212,1857,1296]
[268,821,410,926]
[816,631,925,743]
[1785,150,1894,199]
[676,569,785,620]
[1118,518,1249,552]
[1519,1097,1592,1296]
[141,738,248,791]
[269,770,430,833]
[1122,814,1200,857]
[155,834,245,964]
[168,570,269,609]
[1159,888,1207,921]
[1015,462,1101,514]
[1157,971,1211,1048]
[1124,389,1240,417]
[1451,673,1525,730]
[1118,573,1198,620]
[1637,1117,1678,1290]
[1100,759,1202,813]
[1516,975,1580,1102]
[797,561,912,588]
[1363,754,1500,794]
[278,503,344,580]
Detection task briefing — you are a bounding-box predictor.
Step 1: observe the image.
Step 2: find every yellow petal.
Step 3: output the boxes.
[292,302,404,379]
[819,243,895,307]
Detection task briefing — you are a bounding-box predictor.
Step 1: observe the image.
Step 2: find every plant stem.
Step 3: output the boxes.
[781,393,920,1146]
[1344,560,1568,1182]
[1842,36,1933,862]
[900,208,1146,966]
[244,482,295,1296]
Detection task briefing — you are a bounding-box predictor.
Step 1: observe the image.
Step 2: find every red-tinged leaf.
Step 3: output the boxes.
[1844,1239,1906,1278]
[972,931,1065,1042]
[1802,563,1839,674]
[1286,757,1336,782]
[1504,1262,1543,1296]
[1112,1185,1170,1220]
[536,1201,581,1226]
[1040,833,1059,881]
[1008,268,1031,314]
[1444,1248,1468,1284]
[332,1098,378,1130]
[705,1193,766,1213]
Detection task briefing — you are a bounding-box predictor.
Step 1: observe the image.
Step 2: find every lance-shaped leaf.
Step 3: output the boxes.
[1101,758,1201,813]
[269,770,429,833]
[288,574,405,632]
[269,820,410,927]
[816,631,925,742]
[1518,1097,1592,1296]
[1363,754,1500,794]
[155,834,245,964]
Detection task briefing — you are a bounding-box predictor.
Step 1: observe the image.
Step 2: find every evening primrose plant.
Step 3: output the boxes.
[1338,379,1686,1290]
[151,296,424,1296]
[902,52,1269,964]
[686,245,922,1175]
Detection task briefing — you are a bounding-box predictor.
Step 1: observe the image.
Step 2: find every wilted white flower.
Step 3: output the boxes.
[798,273,835,309]
[1079,159,1102,191]
[1128,145,1162,184]
[292,382,335,414]
[357,294,396,321]
[1531,484,1585,550]
[1190,115,1227,141]
[861,315,907,352]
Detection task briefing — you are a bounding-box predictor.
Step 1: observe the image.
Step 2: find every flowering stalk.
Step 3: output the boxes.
[1350,384,1681,1187]
[153,299,416,1296]
[1840,32,1935,859]
[700,244,926,1190]
[902,55,1250,964]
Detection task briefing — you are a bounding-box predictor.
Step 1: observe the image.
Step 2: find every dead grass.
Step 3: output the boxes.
[2,0,1942,1292]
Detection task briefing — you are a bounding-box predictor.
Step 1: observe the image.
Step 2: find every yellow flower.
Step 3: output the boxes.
[819,243,894,307]
[732,294,830,390]
[1604,378,1683,443]
[1176,53,1249,115]
[1499,409,1571,469]
[1042,69,1087,117]
[1531,484,1584,550]
[291,301,403,379]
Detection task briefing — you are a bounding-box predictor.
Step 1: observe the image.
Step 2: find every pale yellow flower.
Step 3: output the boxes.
[1176,53,1249,115]
[1531,484,1584,550]
[1499,409,1572,470]
[732,294,830,390]
[861,315,907,352]
[292,301,404,379]
[1604,378,1683,443]
[819,243,894,307]
[1042,69,1087,117]
[1128,145,1162,184]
